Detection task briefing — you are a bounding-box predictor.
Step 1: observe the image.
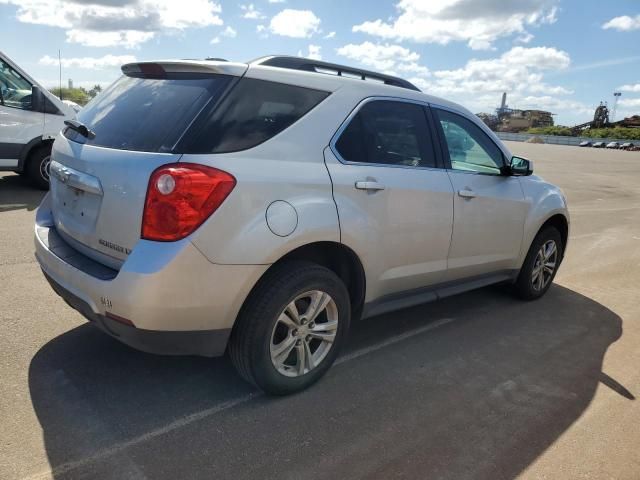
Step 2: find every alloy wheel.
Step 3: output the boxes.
[269,290,338,377]
[531,239,557,292]
[39,155,51,183]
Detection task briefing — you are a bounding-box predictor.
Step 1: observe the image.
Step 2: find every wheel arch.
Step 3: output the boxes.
[540,213,569,254]
[18,136,53,172]
[241,241,366,321]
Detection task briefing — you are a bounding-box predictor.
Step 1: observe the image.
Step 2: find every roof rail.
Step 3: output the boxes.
[250,55,421,92]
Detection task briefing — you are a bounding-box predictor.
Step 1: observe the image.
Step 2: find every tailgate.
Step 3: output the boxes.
[50,136,181,269]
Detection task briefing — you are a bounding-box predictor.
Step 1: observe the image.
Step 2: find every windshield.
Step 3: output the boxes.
[66,73,232,153]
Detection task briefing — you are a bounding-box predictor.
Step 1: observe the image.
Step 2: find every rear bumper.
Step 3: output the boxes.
[35,193,269,357]
[43,271,231,356]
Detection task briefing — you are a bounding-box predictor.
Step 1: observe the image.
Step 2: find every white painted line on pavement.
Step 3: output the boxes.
[23,317,454,480]
[336,317,454,366]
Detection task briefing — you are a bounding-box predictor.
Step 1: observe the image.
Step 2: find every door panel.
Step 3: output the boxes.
[430,106,526,280]
[326,99,455,301]
[325,147,453,301]
[446,172,527,280]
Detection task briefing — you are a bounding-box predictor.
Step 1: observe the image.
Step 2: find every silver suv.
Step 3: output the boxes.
[35,56,569,394]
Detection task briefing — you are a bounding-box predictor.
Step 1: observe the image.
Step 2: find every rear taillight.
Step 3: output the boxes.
[142,163,236,241]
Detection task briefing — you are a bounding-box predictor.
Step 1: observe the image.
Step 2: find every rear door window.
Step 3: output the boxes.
[180,78,330,153]
[66,74,232,153]
[335,100,436,168]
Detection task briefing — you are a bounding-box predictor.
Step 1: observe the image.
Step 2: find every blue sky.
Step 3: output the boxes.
[1,0,639,125]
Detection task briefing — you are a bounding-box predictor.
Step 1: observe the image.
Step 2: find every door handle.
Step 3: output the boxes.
[458,188,476,199]
[355,181,385,191]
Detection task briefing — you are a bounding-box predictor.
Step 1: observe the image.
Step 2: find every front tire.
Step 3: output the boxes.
[26,145,52,190]
[229,261,351,395]
[514,226,563,300]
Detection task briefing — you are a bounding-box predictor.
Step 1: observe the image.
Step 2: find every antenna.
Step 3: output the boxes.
[58,49,63,101]
[612,92,622,122]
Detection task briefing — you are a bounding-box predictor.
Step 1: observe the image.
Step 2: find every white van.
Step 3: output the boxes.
[0,50,76,188]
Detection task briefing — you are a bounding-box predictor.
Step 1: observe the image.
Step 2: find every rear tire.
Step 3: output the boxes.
[514,226,563,300]
[228,261,351,395]
[26,145,52,190]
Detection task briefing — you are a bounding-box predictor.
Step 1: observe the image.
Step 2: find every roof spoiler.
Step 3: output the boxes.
[121,60,247,77]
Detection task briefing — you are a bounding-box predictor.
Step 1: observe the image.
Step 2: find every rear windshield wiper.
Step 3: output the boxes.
[64,120,96,139]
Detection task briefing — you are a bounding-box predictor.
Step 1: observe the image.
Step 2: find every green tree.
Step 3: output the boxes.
[582,127,640,140]
[527,126,575,136]
[88,84,102,98]
[49,87,90,106]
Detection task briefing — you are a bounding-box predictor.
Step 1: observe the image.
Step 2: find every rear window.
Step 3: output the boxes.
[65,73,232,152]
[179,78,330,154]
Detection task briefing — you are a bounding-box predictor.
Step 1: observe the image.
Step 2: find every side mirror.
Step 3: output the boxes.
[31,85,44,112]
[508,156,533,176]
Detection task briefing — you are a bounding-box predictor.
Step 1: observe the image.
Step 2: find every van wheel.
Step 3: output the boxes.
[229,261,351,395]
[26,145,52,190]
[514,226,563,300]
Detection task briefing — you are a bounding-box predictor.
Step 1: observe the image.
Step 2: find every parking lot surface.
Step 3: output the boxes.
[1,142,639,479]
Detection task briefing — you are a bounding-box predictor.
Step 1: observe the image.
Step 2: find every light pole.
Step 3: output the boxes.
[612,92,622,123]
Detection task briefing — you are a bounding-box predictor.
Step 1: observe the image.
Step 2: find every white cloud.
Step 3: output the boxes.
[66,30,155,48]
[429,46,569,95]
[39,54,137,69]
[352,0,558,50]
[507,95,591,118]
[414,46,576,121]
[240,4,265,20]
[269,9,320,38]
[516,32,534,44]
[268,0,285,3]
[336,42,428,76]
[619,84,640,93]
[500,46,570,69]
[603,15,640,31]
[0,0,223,48]
[619,98,640,108]
[298,45,322,60]
[256,24,268,38]
[210,25,236,44]
[324,31,336,39]
[308,45,322,60]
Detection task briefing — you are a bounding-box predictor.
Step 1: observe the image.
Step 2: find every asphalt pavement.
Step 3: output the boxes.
[1,142,639,479]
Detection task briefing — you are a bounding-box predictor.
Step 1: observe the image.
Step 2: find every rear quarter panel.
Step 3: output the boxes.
[186,154,340,264]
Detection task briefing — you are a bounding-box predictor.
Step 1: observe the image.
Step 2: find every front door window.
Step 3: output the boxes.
[0,59,33,110]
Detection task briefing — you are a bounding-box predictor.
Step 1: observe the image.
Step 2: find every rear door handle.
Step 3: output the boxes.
[355,181,385,191]
[458,188,476,199]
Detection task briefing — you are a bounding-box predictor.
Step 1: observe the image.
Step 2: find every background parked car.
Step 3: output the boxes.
[579,140,592,147]
[592,141,606,148]
[606,142,620,149]
[62,99,82,113]
[620,142,634,151]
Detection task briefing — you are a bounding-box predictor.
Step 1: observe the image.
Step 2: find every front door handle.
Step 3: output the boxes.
[355,181,385,191]
[458,188,476,199]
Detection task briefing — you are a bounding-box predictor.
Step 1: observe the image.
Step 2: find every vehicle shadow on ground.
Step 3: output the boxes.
[0,173,45,212]
[29,284,626,479]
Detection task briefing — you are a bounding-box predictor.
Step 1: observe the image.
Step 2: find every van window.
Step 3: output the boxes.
[180,78,330,153]
[0,59,33,110]
[66,74,232,153]
[335,100,436,168]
